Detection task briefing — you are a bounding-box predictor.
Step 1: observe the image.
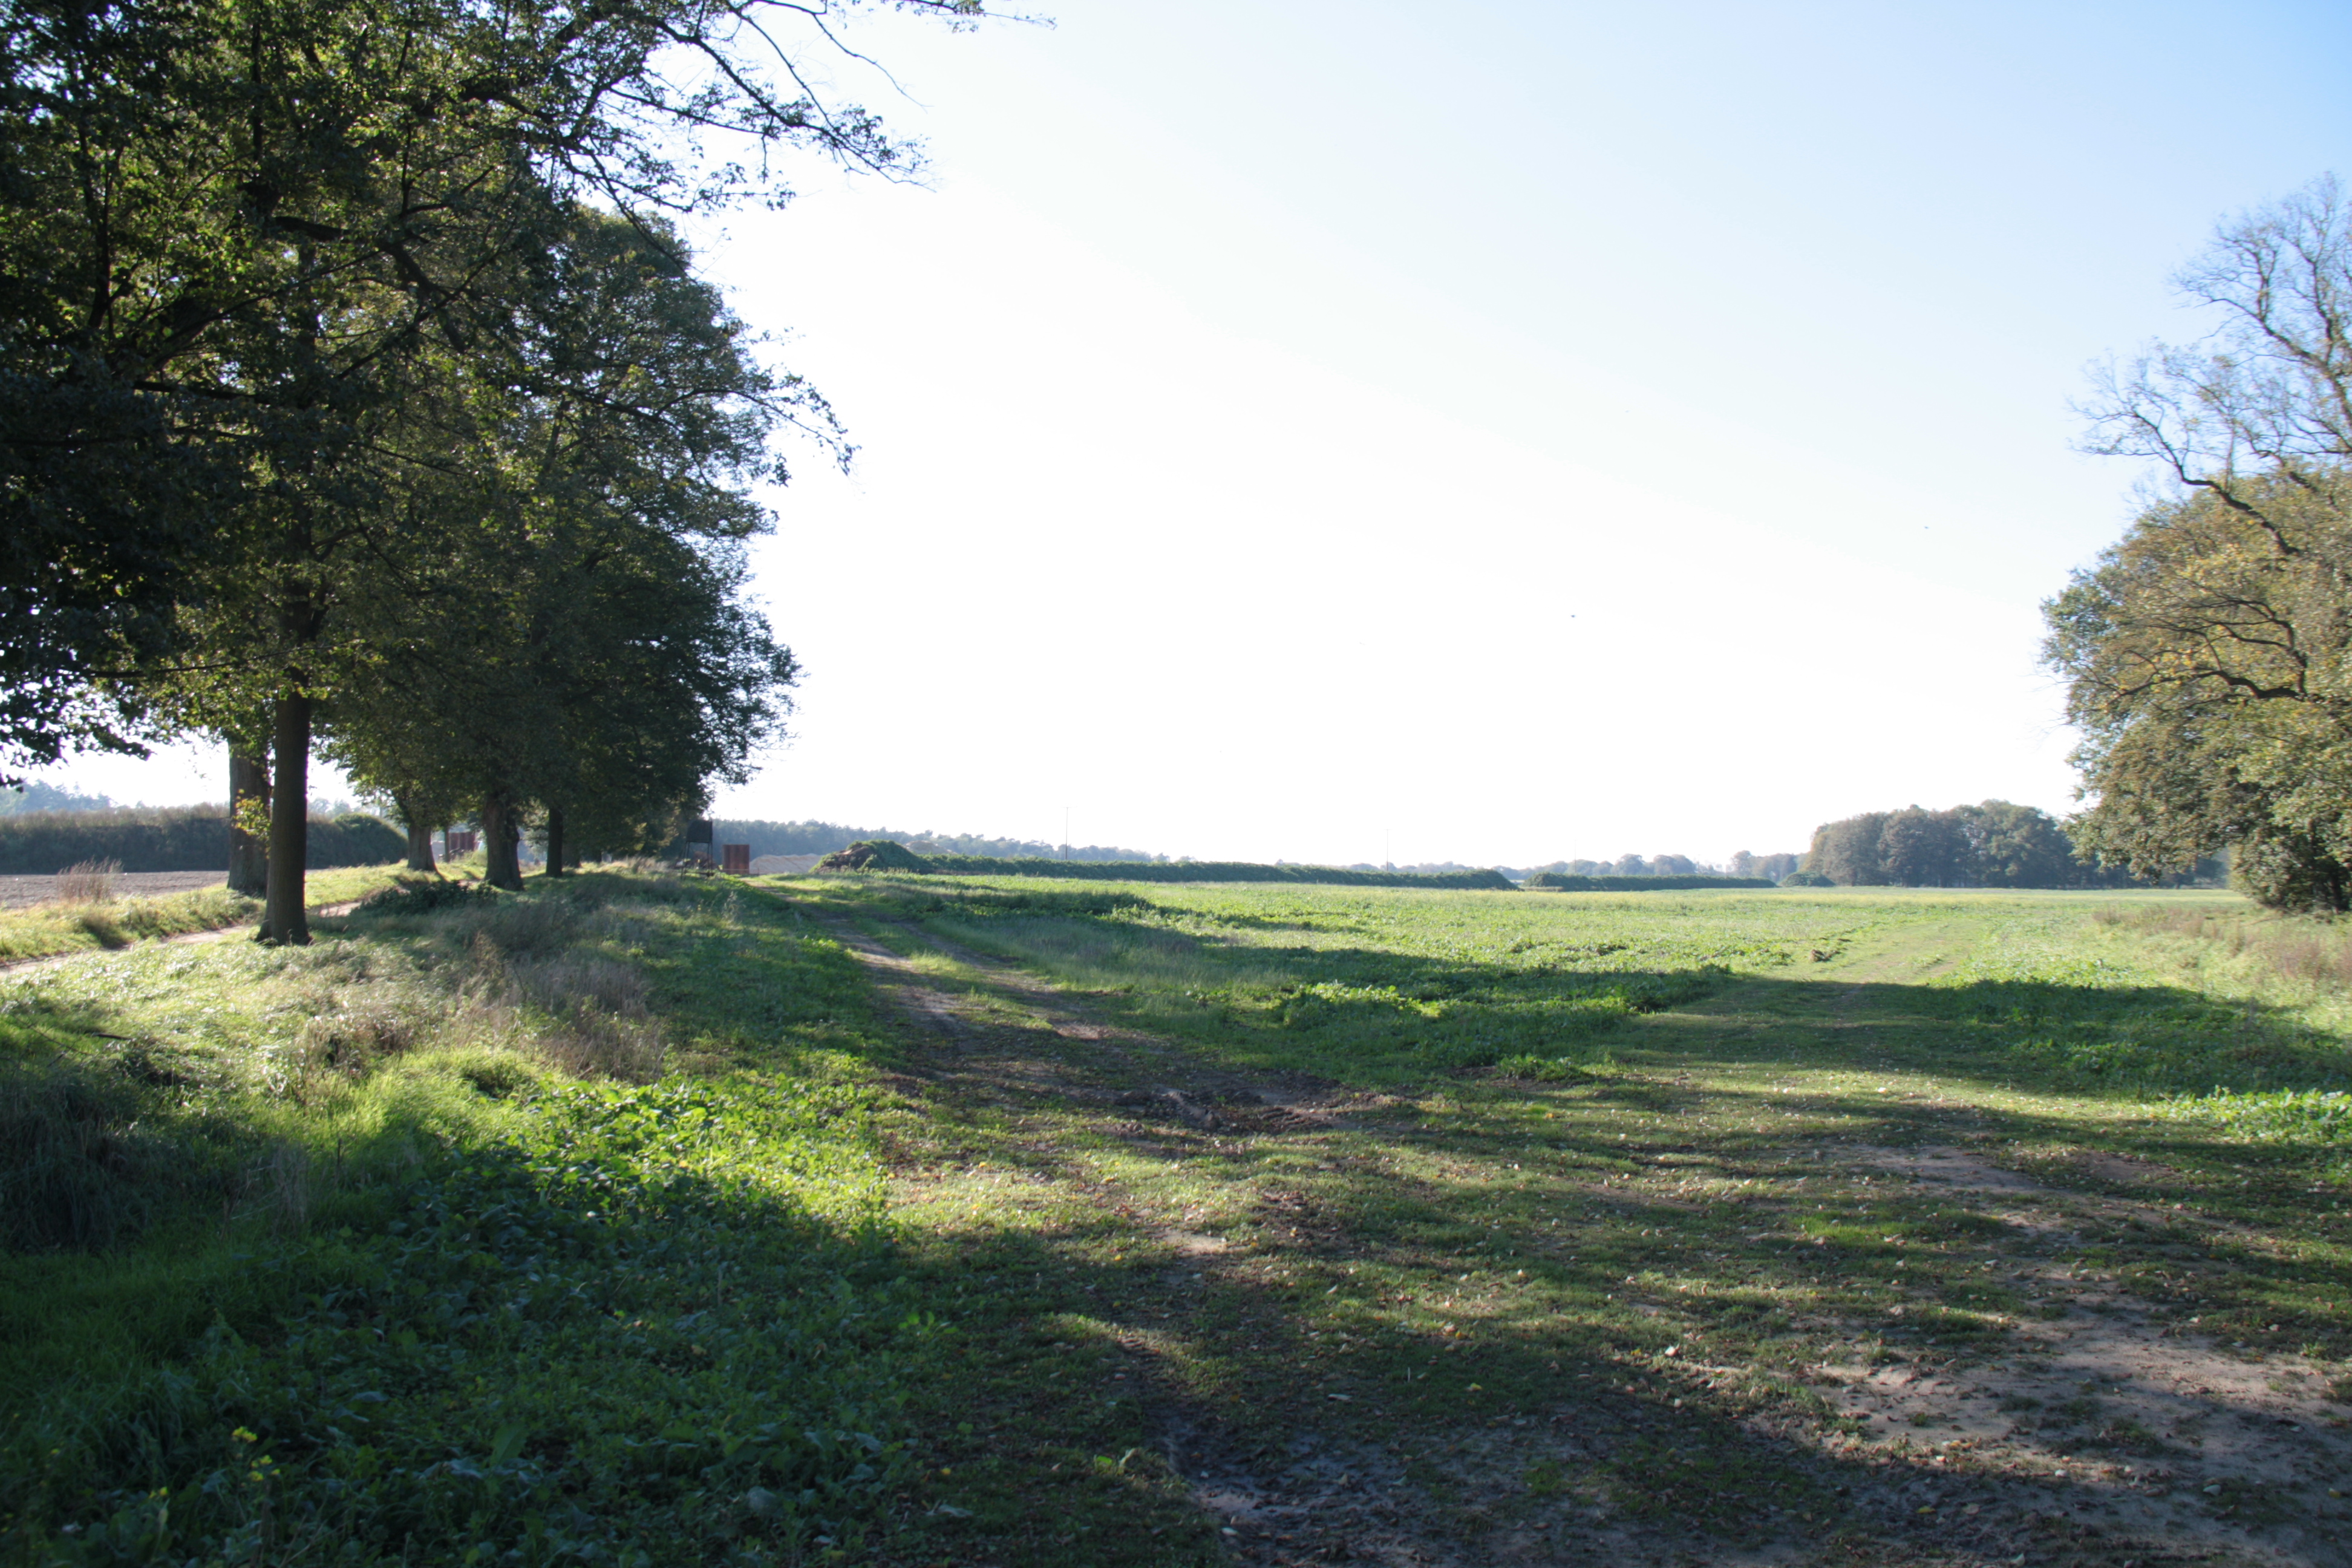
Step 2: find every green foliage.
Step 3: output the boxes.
[1777,869,1835,887]
[2060,185,2352,913]
[0,808,400,874]
[320,209,806,884]
[1802,800,2114,888]
[4,0,984,911]
[0,1079,919,1562]
[0,0,944,774]
[2156,1088,2352,1146]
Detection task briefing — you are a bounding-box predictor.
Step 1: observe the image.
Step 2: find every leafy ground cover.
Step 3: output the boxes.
[8,873,2352,1565]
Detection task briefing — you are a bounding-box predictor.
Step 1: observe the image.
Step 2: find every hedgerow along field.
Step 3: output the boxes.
[4,873,2350,1565]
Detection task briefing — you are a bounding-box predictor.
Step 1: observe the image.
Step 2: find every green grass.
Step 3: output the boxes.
[9,872,2352,1564]
[768,875,2352,1563]
[0,871,921,1564]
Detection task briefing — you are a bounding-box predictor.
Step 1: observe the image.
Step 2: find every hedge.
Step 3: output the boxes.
[0,808,405,875]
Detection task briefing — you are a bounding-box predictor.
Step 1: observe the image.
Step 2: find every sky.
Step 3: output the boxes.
[45,0,2352,867]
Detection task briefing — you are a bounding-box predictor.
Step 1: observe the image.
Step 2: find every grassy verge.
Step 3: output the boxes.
[0,870,925,1564]
[0,864,410,966]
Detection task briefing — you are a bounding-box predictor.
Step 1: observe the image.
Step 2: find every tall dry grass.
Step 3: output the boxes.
[2095,901,2352,991]
[277,887,675,1101]
[53,858,120,903]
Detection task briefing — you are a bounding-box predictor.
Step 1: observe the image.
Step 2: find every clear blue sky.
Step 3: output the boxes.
[60,0,2352,865]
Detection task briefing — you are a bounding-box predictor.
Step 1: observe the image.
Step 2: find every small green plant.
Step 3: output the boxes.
[1495,1052,1611,1081]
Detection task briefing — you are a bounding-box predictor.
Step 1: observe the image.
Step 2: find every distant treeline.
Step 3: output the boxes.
[0,808,404,875]
[688,818,1161,864]
[1521,873,1779,892]
[850,848,1514,890]
[0,781,115,816]
[1514,852,1803,881]
[1800,800,2181,888]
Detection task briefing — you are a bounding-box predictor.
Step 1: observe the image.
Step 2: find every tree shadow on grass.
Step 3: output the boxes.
[836,905,2352,1564]
[893,1075,2352,1567]
[713,882,2352,1564]
[907,894,2352,1108]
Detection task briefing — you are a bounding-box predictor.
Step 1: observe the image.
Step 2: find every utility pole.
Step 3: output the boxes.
[1063,805,1070,861]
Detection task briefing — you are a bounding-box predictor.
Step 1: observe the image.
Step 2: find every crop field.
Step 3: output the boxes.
[4,872,2350,1566]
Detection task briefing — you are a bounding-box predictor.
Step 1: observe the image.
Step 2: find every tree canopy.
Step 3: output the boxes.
[1800,801,2115,888]
[2054,177,2352,911]
[2,0,994,936]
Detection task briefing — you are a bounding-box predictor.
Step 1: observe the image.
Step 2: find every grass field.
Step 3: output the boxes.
[4,873,2349,1565]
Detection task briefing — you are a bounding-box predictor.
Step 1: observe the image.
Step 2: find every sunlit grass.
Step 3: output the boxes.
[786,872,2352,1561]
[0,862,410,965]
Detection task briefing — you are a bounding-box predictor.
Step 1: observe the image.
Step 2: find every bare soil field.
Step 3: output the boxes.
[0,869,226,910]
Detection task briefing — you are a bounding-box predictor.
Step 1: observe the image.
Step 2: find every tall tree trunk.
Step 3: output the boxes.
[228,743,270,897]
[544,805,567,878]
[482,794,523,890]
[394,794,437,873]
[262,694,313,944]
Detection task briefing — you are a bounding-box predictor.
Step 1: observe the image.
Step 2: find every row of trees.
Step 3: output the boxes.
[698,818,1165,863]
[2,0,990,940]
[1514,852,1803,880]
[1800,801,2124,889]
[2047,178,2352,913]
